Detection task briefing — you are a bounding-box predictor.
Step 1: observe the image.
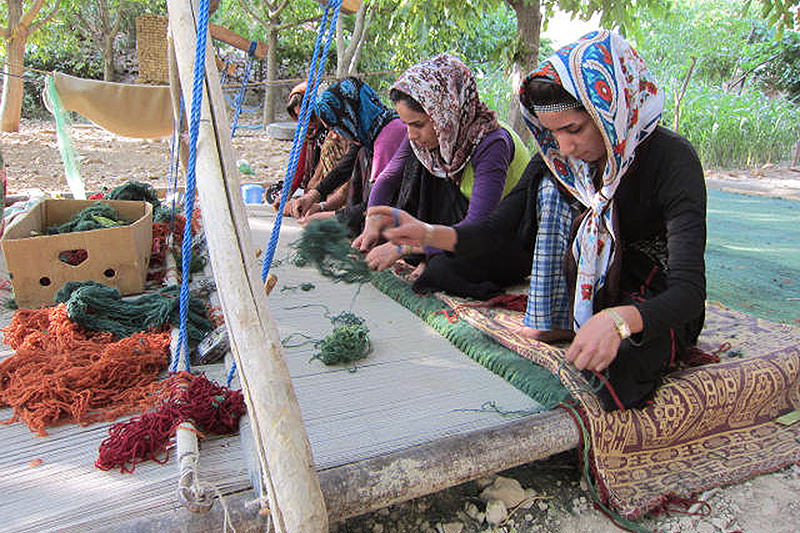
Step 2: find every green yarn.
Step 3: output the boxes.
[46,202,129,234]
[55,280,213,345]
[291,219,372,284]
[370,271,570,409]
[105,179,162,208]
[312,323,371,366]
[329,311,364,327]
[105,179,171,222]
[281,282,316,292]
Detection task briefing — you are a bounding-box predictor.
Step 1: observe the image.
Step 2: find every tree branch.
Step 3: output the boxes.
[277,15,322,31]
[237,0,269,28]
[28,0,61,34]
[269,0,291,19]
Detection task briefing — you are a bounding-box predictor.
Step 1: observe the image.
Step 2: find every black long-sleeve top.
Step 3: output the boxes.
[455,126,707,342]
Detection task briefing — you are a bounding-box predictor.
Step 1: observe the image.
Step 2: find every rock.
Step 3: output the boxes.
[464,502,482,521]
[439,522,464,533]
[371,524,384,533]
[480,476,527,508]
[485,499,509,526]
[694,521,716,533]
[475,474,496,489]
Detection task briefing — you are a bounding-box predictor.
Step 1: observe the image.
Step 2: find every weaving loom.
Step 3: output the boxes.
[1,0,798,530]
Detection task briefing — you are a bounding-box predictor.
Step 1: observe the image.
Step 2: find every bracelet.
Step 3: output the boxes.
[605,308,631,340]
[422,223,434,246]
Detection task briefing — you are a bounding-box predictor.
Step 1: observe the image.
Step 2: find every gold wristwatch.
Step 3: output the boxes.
[606,308,631,340]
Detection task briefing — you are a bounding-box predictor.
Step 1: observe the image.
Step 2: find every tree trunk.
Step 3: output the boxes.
[506,0,542,143]
[103,34,115,81]
[1,36,28,132]
[262,21,279,126]
[336,2,369,77]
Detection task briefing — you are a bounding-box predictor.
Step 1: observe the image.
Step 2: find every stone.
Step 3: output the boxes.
[485,499,509,526]
[480,476,527,508]
[475,475,496,489]
[371,524,384,533]
[440,522,464,533]
[464,503,482,521]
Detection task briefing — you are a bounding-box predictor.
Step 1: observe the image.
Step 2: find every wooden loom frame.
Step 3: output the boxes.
[162,0,580,531]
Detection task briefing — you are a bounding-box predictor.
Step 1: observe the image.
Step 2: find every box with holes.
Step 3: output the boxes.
[1,199,153,308]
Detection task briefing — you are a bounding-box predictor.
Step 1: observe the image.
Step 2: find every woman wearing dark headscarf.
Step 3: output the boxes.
[278,82,351,215]
[370,31,707,411]
[357,54,530,288]
[292,77,406,233]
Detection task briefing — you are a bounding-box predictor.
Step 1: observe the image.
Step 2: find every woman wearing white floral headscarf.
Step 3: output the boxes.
[357,54,531,297]
[370,31,707,411]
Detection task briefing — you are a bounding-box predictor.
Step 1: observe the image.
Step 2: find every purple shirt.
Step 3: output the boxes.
[370,118,407,182]
[368,127,514,228]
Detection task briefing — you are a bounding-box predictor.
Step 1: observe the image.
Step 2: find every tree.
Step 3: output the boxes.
[0,0,60,132]
[236,0,325,126]
[66,0,131,81]
[335,0,371,77]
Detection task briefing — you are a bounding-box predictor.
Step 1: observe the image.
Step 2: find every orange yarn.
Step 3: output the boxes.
[0,305,171,436]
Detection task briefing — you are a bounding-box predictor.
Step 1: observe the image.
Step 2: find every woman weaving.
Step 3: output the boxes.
[292,77,406,234]
[356,54,529,292]
[368,31,707,411]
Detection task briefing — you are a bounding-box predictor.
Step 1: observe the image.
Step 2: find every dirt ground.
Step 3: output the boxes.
[1,119,799,533]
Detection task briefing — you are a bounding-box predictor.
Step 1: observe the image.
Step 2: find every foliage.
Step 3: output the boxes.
[662,81,800,168]
[760,29,800,101]
[631,0,800,166]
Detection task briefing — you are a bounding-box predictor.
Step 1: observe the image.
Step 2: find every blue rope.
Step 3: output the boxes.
[175,0,211,374]
[227,0,342,387]
[260,0,341,283]
[230,42,257,138]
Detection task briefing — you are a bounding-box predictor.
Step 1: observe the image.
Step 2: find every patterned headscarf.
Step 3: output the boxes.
[392,53,499,182]
[315,77,397,152]
[519,30,664,330]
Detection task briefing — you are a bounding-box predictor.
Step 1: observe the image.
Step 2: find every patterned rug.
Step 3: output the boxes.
[437,294,800,519]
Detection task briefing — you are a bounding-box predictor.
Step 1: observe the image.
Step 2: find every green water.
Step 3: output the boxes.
[706,189,800,324]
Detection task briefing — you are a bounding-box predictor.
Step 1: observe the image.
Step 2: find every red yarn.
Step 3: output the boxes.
[95,372,246,473]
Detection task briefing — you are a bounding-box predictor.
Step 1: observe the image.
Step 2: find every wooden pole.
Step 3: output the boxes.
[165,1,328,531]
[209,24,267,59]
[112,410,580,531]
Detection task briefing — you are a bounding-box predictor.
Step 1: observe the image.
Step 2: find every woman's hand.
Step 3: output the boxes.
[274,197,295,216]
[354,209,391,252]
[298,210,335,226]
[566,307,641,372]
[365,242,406,271]
[292,189,321,218]
[365,206,427,247]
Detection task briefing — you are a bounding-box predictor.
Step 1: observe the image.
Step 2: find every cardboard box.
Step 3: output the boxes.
[1,199,153,308]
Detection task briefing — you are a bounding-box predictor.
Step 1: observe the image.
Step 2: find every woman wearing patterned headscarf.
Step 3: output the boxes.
[358,54,530,292]
[370,31,707,411]
[291,77,406,233]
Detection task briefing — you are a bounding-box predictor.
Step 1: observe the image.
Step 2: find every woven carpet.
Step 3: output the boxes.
[434,291,800,519]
